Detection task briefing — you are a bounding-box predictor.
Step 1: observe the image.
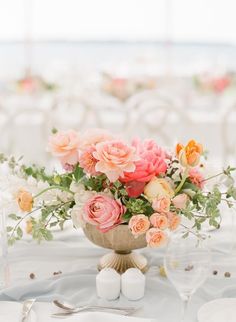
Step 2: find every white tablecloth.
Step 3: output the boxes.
[1,225,236,322]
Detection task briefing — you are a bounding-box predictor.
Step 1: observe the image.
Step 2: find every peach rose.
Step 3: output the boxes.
[150,213,169,230]
[152,196,170,213]
[79,146,99,175]
[80,128,113,150]
[128,214,150,237]
[83,194,125,232]
[144,177,174,202]
[146,228,168,248]
[172,193,188,209]
[17,188,33,212]
[167,212,181,231]
[176,140,203,167]
[48,130,80,166]
[93,140,137,182]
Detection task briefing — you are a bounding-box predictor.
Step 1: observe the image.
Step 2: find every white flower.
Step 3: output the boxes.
[71,205,85,228]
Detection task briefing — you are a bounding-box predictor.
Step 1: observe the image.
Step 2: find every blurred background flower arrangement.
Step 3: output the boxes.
[1,128,236,248]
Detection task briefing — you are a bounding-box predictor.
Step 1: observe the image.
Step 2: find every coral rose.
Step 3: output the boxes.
[189,168,205,189]
[167,212,181,231]
[176,139,203,167]
[146,228,168,248]
[80,128,113,150]
[128,214,150,237]
[150,213,169,230]
[121,138,167,183]
[83,194,125,232]
[172,193,188,209]
[144,177,174,202]
[79,146,99,175]
[93,140,137,182]
[48,130,80,166]
[17,188,33,212]
[152,196,171,213]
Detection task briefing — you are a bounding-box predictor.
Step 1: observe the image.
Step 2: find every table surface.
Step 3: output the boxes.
[1,222,236,322]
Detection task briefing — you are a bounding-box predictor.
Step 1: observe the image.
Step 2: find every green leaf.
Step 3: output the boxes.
[17,227,23,238]
[8,213,21,220]
[74,165,85,182]
[6,226,13,232]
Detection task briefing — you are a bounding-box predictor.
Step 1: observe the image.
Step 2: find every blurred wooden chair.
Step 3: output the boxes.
[222,102,236,166]
[49,94,91,131]
[126,89,191,145]
[7,108,49,165]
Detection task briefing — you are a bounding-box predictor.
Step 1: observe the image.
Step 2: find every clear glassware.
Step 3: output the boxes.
[0,208,9,289]
[164,231,211,322]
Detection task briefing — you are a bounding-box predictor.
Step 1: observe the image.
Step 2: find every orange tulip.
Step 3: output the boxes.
[176,140,203,167]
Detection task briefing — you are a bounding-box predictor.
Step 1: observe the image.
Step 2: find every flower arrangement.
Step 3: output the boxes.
[1,128,236,248]
[102,73,157,101]
[193,73,234,94]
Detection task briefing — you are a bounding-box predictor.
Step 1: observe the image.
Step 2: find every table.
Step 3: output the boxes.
[1,224,236,322]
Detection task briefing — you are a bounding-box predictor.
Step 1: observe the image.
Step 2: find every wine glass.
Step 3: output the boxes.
[164,231,211,322]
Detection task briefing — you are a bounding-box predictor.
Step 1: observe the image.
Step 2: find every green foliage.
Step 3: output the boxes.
[124,198,153,216]
[83,174,107,192]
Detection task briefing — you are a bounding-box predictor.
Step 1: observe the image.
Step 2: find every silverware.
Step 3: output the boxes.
[51,308,133,318]
[53,299,135,312]
[20,298,36,322]
[51,299,138,318]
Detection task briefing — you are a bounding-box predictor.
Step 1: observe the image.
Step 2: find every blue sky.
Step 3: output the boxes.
[0,0,235,43]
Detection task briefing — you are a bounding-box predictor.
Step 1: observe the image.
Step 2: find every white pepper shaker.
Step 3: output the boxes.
[96,268,121,300]
[121,268,145,300]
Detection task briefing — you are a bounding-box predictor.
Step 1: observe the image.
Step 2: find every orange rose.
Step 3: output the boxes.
[150,213,169,230]
[17,189,33,212]
[176,140,203,167]
[146,228,168,247]
[129,214,150,237]
[167,212,181,231]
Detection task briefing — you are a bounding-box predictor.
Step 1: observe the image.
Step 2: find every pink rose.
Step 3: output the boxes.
[146,228,168,248]
[167,212,181,231]
[188,168,205,189]
[121,138,167,183]
[83,194,125,232]
[128,214,150,237]
[48,130,80,166]
[93,140,137,182]
[152,196,170,213]
[172,193,188,209]
[150,213,169,230]
[80,128,113,150]
[79,146,99,175]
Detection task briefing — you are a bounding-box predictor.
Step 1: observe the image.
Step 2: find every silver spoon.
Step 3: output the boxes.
[53,299,136,312]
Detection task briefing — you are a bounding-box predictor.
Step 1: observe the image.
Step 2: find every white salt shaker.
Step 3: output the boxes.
[121,268,145,300]
[96,268,121,300]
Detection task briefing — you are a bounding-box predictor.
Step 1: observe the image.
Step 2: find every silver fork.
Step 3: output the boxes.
[20,298,36,322]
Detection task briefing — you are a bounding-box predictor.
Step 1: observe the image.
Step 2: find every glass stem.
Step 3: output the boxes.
[181,295,190,322]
